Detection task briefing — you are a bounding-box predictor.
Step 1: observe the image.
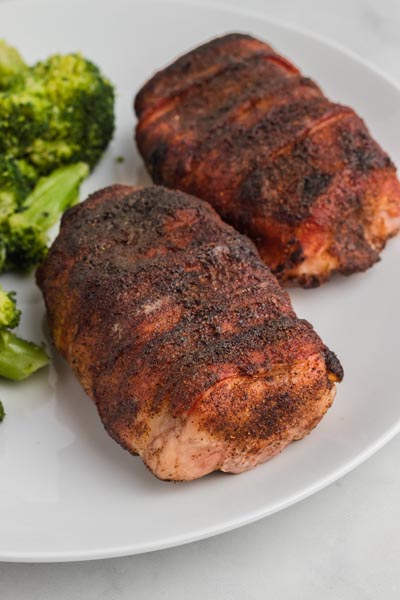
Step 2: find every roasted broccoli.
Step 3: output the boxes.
[0,329,49,381]
[0,156,38,267]
[0,42,113,274]
[0,156,37,223]
[0,48,115,174]
[1,162,89,272]
[0,284,48,382]
[0,285,20,328]
[0,42,112,391]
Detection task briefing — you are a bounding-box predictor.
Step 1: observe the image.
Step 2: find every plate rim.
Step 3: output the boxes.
[1,0,399,563]
[2,421,400,563]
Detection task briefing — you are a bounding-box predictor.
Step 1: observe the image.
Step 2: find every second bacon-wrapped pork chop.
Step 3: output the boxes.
[37,185,342,481]
[135,33,400,287]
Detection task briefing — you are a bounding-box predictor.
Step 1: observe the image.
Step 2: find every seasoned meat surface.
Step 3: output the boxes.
[135,33,400,287]
[37,185,343,481]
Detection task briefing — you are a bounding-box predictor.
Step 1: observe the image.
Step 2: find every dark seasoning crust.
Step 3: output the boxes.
[135,33,400,288]
[37,185,343,480]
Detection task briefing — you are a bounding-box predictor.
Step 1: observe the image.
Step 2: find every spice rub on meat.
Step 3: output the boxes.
[37,185,343,481]
[135,33,400,287]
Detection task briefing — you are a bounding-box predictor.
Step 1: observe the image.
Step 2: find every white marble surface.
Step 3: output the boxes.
[0,0,399,597]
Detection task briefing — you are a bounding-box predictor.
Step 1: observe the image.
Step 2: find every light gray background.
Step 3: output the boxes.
[1,0,399,597]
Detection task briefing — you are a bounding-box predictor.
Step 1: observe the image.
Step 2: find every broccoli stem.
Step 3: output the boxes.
[0,329,48,381]
[11,162,89,232]
[3,162,89,272]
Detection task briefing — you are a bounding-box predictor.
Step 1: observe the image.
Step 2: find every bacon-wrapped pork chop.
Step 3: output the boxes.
[37,185,342,480]
[135,34,400,287]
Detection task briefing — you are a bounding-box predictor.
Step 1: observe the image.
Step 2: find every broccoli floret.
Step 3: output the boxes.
[0,284,20,328]
[0,285,48,381]
[0,39,27,90]
[0,51,115,174]
[0,44,112,273]
[0,156,37,223]
[0,88,50,159]
[2,162,88,272]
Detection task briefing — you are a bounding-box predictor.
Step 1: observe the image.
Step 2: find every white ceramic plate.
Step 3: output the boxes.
[0,0,399,563]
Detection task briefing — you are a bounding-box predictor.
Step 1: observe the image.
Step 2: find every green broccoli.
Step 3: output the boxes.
[0,329,49,381]
[0,42,113,274]
[0,42,112,390]
[0,284,48,382]
[1,161,89,272]
[0,49,115,174]
[0,285,20,328]
[0,156,37,224]
[0,39,27,90]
